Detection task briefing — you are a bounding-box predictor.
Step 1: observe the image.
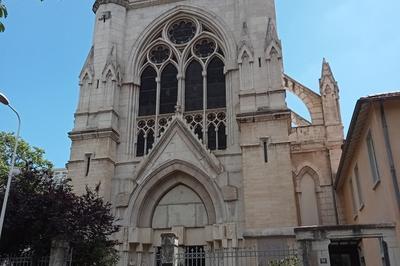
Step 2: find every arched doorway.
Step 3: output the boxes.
[152,184,208,229]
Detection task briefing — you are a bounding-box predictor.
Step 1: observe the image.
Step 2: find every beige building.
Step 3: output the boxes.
[334,92,400,265]
[65,0,399,265]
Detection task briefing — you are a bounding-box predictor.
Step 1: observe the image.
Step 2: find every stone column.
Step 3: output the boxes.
[160,233,179,266]
[295,231,331,266]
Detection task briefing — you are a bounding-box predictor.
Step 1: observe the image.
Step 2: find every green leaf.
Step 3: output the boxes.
[0,22,4,32]
[0,3,7,18]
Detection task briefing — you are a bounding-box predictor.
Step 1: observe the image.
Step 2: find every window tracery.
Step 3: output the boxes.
[167,19,197,45]
[136,17,227,157]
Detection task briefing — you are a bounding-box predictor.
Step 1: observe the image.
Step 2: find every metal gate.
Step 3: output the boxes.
[155,247,300,266]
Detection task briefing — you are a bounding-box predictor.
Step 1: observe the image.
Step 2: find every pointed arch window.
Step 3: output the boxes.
[139,66,157,116]
[160,64,178,114]
[136,17,228,157]
[185,60,203,111]
[207,57,226,109]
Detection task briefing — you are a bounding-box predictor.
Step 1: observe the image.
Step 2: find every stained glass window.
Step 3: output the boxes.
[185,61,203,111]
[194,39,216,58]
[160,64,178,114]
[217,123,227,150]
[139,66,157,116]
[168,19,196,44]
[149,45,170,64]
[207,57,226,109]
[136,18,228,157]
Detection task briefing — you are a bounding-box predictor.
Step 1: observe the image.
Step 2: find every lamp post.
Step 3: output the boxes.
[0,92,21,239]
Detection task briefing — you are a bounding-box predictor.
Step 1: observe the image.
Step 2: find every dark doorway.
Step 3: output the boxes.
[329,241,361,266]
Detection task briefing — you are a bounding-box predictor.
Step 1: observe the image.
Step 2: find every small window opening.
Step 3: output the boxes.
[146,130,155,154]
[258,57,262,67]
[194,125,203,141]
[263,140,268,162]
[136,131,145,157]
[217,123,227,150]
[85,153,92,176]
[207,124,217,150]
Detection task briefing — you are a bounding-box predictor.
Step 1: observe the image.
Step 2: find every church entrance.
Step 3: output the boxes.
[152,184,208,229]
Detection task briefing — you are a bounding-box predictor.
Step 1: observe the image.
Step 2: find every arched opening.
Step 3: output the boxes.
[160,64,178,114]
[129,163,223,228]
[207,57,225,109]
[139,66,157,116]
[286,91,312,126]
[134,15,229,157]
[136,131,145,157]
[217,123,227,150]
[298,172,320,226]
[185,60,203,111]
[152,184,208,228]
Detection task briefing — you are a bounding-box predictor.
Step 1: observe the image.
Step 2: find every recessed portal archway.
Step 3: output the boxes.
[126,160,226,229]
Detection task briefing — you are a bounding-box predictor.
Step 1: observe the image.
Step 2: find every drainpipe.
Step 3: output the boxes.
[379,100,400,211]
[330,171,340,224]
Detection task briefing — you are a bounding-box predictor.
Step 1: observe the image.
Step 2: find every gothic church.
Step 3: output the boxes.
[68,0,344,264]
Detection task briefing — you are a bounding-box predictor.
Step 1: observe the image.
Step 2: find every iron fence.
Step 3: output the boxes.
[0,255,49,266]
[155,247,300,266]
[0,251,72,266]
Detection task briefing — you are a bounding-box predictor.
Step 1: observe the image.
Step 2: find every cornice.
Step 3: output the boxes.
[93,0,186,13]
[68,127,120,143]
[93,0,129,13]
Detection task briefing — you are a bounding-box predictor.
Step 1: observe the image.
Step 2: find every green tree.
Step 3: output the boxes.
[0,0,43,32]
[0,0,7,32]
[0,132,120,265]
[0,131,53,181]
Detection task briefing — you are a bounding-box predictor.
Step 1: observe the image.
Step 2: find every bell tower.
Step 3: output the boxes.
[66,1,320,264]
[68,0,128,201]
[237,2,297,230]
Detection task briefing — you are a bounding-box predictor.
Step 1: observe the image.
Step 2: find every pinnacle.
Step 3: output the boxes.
[321,58,335,81]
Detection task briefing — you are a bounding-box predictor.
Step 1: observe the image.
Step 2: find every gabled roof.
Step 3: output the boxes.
[135,115,224,184]
[335,92,400,189]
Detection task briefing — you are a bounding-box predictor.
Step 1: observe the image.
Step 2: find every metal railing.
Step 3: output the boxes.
[155,247,300,266]
[0,256,49,266]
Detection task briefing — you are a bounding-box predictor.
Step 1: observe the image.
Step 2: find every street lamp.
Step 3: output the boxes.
[0,92,21,239]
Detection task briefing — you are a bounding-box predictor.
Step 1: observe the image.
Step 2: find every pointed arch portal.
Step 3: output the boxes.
[127,160,225,228]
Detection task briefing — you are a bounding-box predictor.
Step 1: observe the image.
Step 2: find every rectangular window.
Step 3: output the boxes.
[366,131,380,185]
[354,164,364,209]
[350,178,358,217]
[263,141,268,163]
[85,153,92,177]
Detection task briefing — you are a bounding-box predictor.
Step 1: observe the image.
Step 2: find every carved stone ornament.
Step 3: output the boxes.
[93,0,129,13]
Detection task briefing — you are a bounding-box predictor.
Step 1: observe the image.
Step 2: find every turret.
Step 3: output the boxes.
[319,59,344,176]
[320,58,341,126]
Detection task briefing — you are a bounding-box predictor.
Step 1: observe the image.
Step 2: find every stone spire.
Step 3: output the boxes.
[319,58,342,125]
[265,18,281,51]
[239,21,254,52]
[320,58,337,87]
[319,58,338,96]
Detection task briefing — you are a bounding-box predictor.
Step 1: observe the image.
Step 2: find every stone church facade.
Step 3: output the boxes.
[68,0,344,264]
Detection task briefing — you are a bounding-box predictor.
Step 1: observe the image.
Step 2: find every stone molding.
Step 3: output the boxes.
[236,109,291,123]
[92,0,129,13]
[243,227,295,238]
[68,127,120,143]
[134,115,224,182]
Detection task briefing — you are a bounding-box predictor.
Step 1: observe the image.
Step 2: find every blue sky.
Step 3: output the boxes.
[0,0,399,167]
